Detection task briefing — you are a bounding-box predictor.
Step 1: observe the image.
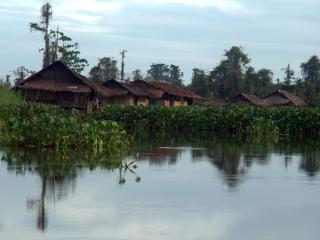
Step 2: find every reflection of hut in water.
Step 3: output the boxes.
[138,147,182,166]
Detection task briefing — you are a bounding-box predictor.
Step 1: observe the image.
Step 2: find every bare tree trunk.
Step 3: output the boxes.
[120,50,127,80]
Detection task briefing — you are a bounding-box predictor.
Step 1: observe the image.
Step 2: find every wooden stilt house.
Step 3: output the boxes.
[101,79,152,106]
[263,90,306,107]
[16,61,113,113]
[227,94,269,107]
[132,79,202,107]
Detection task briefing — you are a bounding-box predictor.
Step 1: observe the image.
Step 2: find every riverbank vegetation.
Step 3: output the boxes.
[0,85,21,104]
[91,105,320,139]
[0,103,131,151]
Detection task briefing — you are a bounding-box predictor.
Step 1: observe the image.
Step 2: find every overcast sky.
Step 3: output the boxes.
[0,0,319,83]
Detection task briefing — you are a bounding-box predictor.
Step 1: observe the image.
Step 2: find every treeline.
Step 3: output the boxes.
[188,46,320,106]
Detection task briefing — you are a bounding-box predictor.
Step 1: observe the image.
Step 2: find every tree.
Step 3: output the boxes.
[13,66,35,86]
[210,46,250,98]
[301,56,320,106]
[89,57,119,83]
[120,50,127,80]
[30,2,53,69]
[131,69,144,81]
[301,56,320,83]
[255,68,273,97]
[147,63,170,81]
[281,64,294,90]
[31,3,88,73]
[54,31,88,73]
[147,63,184,85]
[243,66,256,95]
[169,65,184,86]
[190,68,210,97]
[0,75,12,88]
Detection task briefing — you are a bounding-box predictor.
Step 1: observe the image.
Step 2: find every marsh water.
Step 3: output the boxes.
[1,134,320,240]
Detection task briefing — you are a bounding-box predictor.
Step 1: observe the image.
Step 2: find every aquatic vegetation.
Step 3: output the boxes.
[91,105,320,139]
[0,103,132,151]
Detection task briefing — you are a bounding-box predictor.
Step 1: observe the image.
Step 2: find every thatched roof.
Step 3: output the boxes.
[227,94,269,107]
[133,79,202,100]
[17,61,114,97]
[264,90,306,106]
[201,98,228,106]
[103,79,152,97]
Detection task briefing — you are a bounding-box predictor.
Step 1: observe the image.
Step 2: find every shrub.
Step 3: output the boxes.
[0,103,132,152]
[91,105,320,138]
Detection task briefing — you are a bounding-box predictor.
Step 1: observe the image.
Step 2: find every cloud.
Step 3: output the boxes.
[0,0,122,33]
[54,0,121,24]
[54,199,237,240]
[136,0,245,14]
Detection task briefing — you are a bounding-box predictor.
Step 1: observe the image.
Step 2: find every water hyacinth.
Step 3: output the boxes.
[0,103,132,152]
[91,105,320,139]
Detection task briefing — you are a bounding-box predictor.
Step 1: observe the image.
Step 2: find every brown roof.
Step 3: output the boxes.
[103,79,152,97]
[227,94,269,107]
[264,90,306,106]
[130,80,165,99]
[18,61,114,97]
[134,79,202,100]
[201,98,227,106]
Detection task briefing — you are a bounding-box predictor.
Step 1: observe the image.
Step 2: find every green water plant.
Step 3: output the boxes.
[0,103,132,152]
[91,105,320,139]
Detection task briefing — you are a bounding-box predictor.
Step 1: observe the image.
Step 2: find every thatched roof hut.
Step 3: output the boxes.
[227,94,269,107]
[132,79,202,106]
[196,98,227,106]
[102,79,152,106]
[263,90,306,107]
[16,61,115,113]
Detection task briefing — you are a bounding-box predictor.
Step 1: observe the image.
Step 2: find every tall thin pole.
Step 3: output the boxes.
[120,49,127,80]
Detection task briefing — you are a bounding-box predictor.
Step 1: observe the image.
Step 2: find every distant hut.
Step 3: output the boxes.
[227,94,269,107]
[102,79,151,106]
[16,61,113,113]
[198,98,227,106]
[263,90,306,107]
[132,79,202,106]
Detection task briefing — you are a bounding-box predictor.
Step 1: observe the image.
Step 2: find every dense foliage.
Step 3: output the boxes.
[0,103,131,151]
[89,57,119,83]
[91,105,320,139]
[0,86,21,104]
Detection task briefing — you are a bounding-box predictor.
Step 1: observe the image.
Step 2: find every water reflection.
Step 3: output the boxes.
[0,147,138,232]
[1,135,320,236]
[133,133,320,186]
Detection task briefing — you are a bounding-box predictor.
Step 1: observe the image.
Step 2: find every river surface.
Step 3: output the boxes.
[0,136,320,240]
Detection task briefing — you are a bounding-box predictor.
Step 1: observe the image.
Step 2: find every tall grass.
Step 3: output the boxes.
[0,87,21,104]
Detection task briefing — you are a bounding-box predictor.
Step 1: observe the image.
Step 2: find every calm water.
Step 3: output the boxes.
[1,136,320,240]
